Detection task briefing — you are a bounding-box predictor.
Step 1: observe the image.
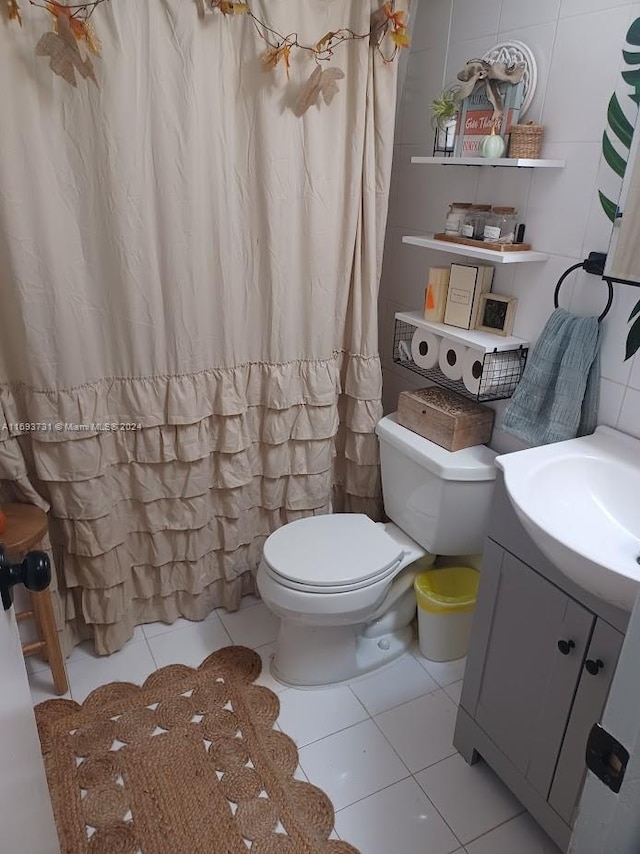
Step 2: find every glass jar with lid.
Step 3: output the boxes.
[484,207,518,243]
[444,202,472,235]
[461,204,492,240]
[483,206,517,244]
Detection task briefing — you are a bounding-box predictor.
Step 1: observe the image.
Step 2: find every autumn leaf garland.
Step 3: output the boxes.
[8,0,409,108]
[253,0,410,111]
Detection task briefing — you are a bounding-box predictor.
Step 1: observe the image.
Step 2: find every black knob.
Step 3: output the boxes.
[21,552,51,593]
[558,639,575,655]
[585,658,604,676]
[0,546,51,610]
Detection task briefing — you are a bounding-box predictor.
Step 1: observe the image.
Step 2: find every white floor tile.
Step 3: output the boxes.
[444,680,463,705]
[217,602,280,648]
[416,754,523,845]
[277,685,369,748]
[146,613,232,669]
[29,671,71,705]
[24,652,51,676]
[465,813,561,853]
[67,639,157,703]
[24,626,147,675]
[350,653,439,716]
[142,614,218,640]
[68,626,146,661]
[254,642,288,694]
[375,690,458,773]
[234,594,262,611]
[414,653,467,687]
[335,777,460,854]
[142,597,261,641]
[299,720,408,811]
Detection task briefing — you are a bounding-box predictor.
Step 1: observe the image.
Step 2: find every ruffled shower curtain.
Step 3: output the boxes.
[0,0,400,653]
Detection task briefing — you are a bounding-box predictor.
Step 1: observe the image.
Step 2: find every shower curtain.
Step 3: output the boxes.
[0,0,401,653]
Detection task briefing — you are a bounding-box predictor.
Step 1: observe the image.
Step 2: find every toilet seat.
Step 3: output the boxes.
[262,557,402,594]
[261,514,405,594]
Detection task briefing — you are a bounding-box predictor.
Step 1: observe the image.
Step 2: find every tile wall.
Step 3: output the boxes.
[380,0,640,451]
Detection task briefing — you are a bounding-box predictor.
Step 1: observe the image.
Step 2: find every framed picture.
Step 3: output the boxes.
[475,293,518,336]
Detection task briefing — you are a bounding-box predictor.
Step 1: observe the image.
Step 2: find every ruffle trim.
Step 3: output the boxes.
[60,569,258,656]
[0,352,381,440]
[0,353,383,654]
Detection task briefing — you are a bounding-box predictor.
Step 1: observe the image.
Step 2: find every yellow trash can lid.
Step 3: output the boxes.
[414,567,479,613]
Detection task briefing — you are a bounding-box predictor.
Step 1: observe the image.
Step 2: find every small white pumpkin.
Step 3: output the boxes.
[481,130,506,159]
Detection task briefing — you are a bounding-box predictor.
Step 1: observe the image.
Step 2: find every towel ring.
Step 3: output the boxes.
[553,257,614,322]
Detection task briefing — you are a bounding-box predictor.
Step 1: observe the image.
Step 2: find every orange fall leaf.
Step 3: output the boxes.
[82,20,102,57]
[45,1,102,56]
[262,46,281,68]
[46,3,83,35]
[8,0,22,25]
[391,28,410,48]
[316,31,337,52]
[383,2,407,30]
[263,43,292,77]
[218,1,248,13]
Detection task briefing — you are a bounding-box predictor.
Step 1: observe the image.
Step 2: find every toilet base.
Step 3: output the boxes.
[271,620,415,688]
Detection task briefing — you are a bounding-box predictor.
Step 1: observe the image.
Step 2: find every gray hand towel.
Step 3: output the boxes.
[501,308,601,445]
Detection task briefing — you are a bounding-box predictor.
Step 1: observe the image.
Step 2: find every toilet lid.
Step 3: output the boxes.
[262,514,404,589]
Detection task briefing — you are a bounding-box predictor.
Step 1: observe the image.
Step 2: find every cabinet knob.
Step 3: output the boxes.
[585,658,604,676]
[557,639,575,655]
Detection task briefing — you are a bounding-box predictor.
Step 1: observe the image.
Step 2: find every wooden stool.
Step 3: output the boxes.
[1,504,68,695]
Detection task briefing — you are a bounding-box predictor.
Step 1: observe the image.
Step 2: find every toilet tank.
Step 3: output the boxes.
[375,413,497,555]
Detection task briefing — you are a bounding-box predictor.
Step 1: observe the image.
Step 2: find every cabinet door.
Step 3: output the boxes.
[476,552,594,795]
[548,618,624,825]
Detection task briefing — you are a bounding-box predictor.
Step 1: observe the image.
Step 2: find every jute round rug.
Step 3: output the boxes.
[35,646,360,854]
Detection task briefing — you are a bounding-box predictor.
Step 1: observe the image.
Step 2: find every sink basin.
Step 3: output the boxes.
[496,426,640,612]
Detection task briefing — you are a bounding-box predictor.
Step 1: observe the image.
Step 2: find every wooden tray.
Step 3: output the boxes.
[433,233,532,252]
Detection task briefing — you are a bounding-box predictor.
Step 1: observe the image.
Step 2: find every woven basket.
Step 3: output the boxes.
[508,123,544,159]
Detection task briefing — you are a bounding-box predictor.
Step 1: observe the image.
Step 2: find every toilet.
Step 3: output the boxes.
[257,412,497,686]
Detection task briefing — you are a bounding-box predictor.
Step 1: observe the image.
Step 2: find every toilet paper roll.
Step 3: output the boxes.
[462,348,485,395]
[410,329,440,369]
[438,340,467,381]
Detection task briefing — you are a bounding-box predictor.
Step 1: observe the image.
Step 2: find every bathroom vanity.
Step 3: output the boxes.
[454,476,629,851]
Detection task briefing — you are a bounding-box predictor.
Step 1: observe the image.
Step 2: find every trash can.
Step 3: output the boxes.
[414,567,479,662]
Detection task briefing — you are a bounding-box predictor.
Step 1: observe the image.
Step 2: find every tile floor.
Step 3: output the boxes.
[29,598,561,854]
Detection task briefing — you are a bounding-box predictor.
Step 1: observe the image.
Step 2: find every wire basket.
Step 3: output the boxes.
[393,319,528,403]
[508,122,544,159]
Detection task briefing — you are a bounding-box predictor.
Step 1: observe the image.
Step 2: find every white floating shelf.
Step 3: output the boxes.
[396,311,529,354]
[402,234,549,264]
[411,156,565,168]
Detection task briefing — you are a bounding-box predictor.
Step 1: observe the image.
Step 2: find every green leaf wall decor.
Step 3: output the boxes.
[607,93,634,148]
[598,191,618,223]
[625,313,640,360]
[600,17,640,360]
[602,130,627,178]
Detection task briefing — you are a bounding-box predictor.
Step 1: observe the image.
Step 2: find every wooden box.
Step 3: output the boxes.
[397,387,494,451]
